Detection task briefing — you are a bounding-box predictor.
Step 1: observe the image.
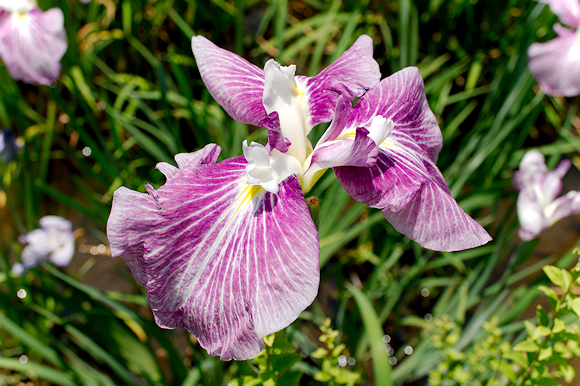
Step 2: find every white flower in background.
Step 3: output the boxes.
[0,0,67,85]
[528,0,580,96]
[514,149,580,240]
[13,216,75,275]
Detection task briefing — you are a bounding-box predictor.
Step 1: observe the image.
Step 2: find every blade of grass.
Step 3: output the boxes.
[0,358,74,386]
[346,283,393,386]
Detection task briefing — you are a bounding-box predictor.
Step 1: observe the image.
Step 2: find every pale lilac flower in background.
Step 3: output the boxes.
[0,129,22,163]
[0,0,67,85]
[514,149,580,241]
[528,0,580,96]
[107,35,490,361]
[13,216,75,275]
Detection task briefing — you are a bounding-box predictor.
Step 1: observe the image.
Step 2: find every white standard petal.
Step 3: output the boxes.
[262,59,310,164]
[0,0,35,13]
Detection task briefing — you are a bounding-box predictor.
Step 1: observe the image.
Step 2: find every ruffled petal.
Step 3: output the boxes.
[0,8,67,85]
[335,131,490,251]
[296,34,380,129]
[107,146,319,361]
[346,67,442,163]
[538,0,580,28]
[528,26,580,97]
[191,35,278,130]
[546,190,580,225]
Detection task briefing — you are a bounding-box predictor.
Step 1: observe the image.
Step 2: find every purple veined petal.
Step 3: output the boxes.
[0,8,67,85]
[296,35,380,129]
[517,188,547,241]
[107,186,159,286]
[107,146,320,361]
[316,94,353,145]
[346,67,443,163]
[309,128,378,171]
[528,25,580,97]
[334,132,434,211]
[335,131,491,251]
[538,0,580,28]
[302,125,379,193]
[191,35,278,130]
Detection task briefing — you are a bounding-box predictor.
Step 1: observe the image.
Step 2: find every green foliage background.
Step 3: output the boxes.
[1,0,580,385]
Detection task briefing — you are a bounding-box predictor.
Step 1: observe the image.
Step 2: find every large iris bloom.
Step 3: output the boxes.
[528,0,580,96]
[107,35,490,360]
[514,149,580,240]
[0,0,67,85]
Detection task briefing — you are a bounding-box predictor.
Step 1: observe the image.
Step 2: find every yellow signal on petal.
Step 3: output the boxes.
[232,183,264,217]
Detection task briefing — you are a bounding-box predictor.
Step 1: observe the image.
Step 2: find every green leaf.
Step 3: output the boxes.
[502,351,528,368]
[498,361,517,382]
[552,318,566,333]
[513,339,539,352]
[0,313,62,367]
[538,345,553,361]
[532,325,552,341]
[543,266,565,288]
[346,284,393,386]
[0,358,75,386]
[536,305,550,327]
[570,298,580,318]
[277,371,303,386]
[558,363,575,383]
[536,378,560,386]
[271,353,303,375]
[537,285,558,302]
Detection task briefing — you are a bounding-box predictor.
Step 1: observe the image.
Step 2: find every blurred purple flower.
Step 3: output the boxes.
[528,0,580,96]
[107,35,490,361]
[514,149,580,240]
[0,129,22,163]
[13,216,75,275]
[0,0,67,85]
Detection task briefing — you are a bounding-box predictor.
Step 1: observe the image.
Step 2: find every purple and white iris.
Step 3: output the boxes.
[528,0,580,96]
[107,35,491,360]
[13,216,75,275]
[514,149,580,241]
[0,0,67,85]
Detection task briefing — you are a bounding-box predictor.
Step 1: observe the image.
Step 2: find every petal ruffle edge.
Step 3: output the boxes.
[107,145,320,361]
[335,132,491,252]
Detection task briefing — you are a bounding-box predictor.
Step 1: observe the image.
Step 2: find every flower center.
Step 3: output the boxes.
[243,140,302,194]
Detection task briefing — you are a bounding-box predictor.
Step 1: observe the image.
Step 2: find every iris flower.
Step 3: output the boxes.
[514,149,580,241]
[107,35,490,360]
[528,0,580,96]
[0,0,67,85]
[13,216,75,275]
[0,129,22,163]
